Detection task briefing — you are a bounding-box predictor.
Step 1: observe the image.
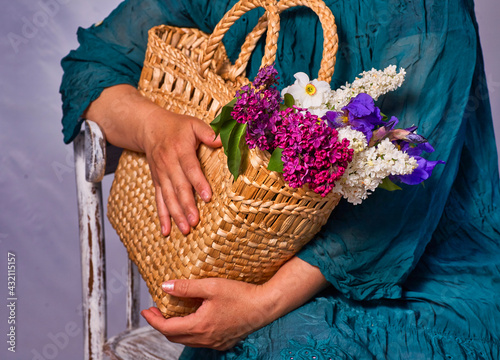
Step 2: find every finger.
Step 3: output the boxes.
[141,308,172,333]
[141,307,194,337]
[193,120,222,148]
[155,185,171,236]
[161,278,217,299]
[141,307,198,336]
[177,150,212,203]
[149,307,163,316]
[165,161,200,229]
[158,175,191,235]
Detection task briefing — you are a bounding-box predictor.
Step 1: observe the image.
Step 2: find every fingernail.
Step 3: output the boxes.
[162,282,174,292]
[187,214,196,226]
[161,225,167,235]
[201,191,210,202]
[180,222,189,234]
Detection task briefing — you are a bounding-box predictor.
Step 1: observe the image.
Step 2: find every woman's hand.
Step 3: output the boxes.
[141,108,221,235]
[141,257,329,350]
[141,278,273,350]
[84,84,221,235]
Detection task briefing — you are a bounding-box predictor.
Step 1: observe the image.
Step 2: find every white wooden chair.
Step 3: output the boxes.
[73,120,184,360]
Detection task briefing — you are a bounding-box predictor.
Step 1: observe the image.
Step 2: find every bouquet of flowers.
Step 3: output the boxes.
[211,64,444,204]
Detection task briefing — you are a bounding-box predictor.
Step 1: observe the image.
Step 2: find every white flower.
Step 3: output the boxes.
[327,65,406,110]
[306,106,329,118]
[278,65,414,205]
[333,139,416,204]
[337,127,367,154]
[282,72,331,108]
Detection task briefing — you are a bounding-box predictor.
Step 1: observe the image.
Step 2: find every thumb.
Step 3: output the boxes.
[161,279,216,299]
[193,120,222,148]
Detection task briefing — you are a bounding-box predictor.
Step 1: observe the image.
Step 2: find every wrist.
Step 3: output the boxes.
[84,84,160,153]
[135,103,165,154]
[123,90,165,154]
[257,257,328,322]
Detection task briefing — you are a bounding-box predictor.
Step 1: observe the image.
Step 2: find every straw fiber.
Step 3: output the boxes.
[108,0,340,318]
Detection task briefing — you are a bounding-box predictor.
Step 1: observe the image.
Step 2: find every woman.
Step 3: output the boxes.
[60,0,500,358]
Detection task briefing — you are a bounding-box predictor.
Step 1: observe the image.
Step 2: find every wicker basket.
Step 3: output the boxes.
[107,0,339,318]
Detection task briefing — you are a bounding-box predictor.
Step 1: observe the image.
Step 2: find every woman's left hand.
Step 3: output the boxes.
[141,278,276,351]
[141,257,329,351]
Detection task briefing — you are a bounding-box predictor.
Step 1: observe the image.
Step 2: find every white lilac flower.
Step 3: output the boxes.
[275,65,431,204]
[337,127,367,154]
[327,65,406,110]
[281,72,331,109]
[332,139,416,204]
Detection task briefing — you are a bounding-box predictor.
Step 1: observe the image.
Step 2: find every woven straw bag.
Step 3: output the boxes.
[108,0,339,318]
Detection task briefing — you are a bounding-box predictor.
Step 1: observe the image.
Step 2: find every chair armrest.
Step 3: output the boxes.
[85,120,106,183]
[84,120,123,182]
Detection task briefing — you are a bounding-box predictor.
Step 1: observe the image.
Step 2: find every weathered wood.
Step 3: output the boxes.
[84,120,123,180]
[74,129,107,360]
[80,120,179,359]
[126,260,140,330]
[85,120,107,183]
[104,326,184,360]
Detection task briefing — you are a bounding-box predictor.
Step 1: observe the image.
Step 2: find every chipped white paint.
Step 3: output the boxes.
[74,129,107,360]
[104,326,184,360]
[76,120,181,359]
[85,120,106,183]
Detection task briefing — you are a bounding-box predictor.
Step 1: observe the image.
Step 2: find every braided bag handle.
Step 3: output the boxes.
[227,0,338,83]
[200,0,280,78]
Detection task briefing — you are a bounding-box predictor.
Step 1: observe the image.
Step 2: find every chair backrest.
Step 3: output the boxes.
[73,120,139,360]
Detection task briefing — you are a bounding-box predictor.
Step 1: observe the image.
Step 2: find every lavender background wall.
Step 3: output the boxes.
[0,1,499,359]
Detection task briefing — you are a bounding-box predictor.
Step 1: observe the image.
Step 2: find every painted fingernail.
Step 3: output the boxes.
[162,282,174,292]
[201,191,210,202]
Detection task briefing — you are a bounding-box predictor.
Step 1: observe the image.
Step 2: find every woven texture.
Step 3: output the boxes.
[108,0,339,318]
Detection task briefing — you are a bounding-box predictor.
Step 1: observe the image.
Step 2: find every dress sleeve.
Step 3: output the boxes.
[294,0,480,301]
[59,0,195,143]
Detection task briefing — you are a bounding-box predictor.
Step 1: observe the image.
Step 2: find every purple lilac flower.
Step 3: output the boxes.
[232,65,354,196]
[252,64,280,89]
[324,93,384,143]
[273,108,353,196]
[231,69,281,151]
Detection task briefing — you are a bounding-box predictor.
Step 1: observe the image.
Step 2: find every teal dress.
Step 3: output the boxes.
[60,0,500,358]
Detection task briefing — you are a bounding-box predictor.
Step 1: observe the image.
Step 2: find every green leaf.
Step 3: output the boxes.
[267,147,284,173]
[280,93,295,111]
[227,122,248,180]
[284,93,295,108]
[219,118,237,156]
[380,112,389,122]
[378,177,402,191]
[210,98,237,136]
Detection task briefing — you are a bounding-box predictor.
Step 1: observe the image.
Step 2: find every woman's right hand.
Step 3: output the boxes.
[141,107,221,235]
[84,84,221,236]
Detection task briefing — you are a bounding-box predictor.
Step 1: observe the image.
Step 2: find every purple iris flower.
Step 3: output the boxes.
[392,156,445,185]
[324,111,345,128]
[324,93,384,143]
[399,141,435,157]
[344,93,383,123]
[369,116,399,146]
[391,141,445,185]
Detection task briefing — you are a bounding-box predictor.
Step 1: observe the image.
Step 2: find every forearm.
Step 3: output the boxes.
[262,256,329,321]
[83,84,161,152]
